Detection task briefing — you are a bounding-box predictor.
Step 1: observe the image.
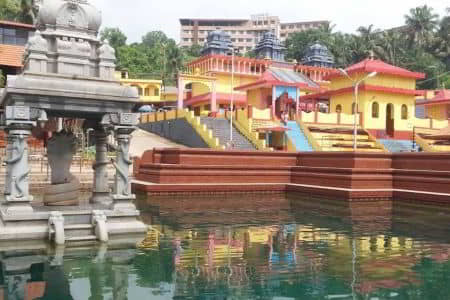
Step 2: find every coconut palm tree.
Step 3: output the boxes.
[404,5,439,46]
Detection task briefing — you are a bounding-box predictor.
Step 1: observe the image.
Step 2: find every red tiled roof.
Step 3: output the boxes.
[0,44,25,67]
[416,90,450,106]
[0,20,35,29]
[325,58,426,80]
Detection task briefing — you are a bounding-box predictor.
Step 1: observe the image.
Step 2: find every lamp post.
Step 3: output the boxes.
[229,48,239,148]
[338,69,377,151]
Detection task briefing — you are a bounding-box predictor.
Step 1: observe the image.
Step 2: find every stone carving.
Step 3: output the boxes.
[49,211,65,245]
[25,30,48,53]
[92,210,108,242]
[98,41,116,60]
[5,134,29,199]
[44,131,81,206]
[38,0,101,33]
[57,1,89,29]
[112,131,132,196]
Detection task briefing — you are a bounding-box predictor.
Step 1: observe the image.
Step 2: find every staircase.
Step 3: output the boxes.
[378,139,418,152]
[200,117,256,150]
[286,121,314,151]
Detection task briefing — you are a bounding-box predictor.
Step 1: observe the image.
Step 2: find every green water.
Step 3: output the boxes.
[1,193,450,299]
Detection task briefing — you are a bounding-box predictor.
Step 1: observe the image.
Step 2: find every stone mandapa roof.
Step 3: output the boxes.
[0,44,25,67]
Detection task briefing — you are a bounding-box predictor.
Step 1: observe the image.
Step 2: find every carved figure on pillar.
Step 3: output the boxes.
[1,106,46,214]
[112,128,133,197]
[101,113,138,211]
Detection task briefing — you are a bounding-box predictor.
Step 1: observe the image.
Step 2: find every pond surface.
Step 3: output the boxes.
[1,193,450,299]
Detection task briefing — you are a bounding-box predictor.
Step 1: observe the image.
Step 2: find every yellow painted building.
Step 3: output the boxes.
[178,55,272,115]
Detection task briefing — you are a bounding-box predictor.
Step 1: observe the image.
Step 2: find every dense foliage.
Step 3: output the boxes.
[0,0,36,24]
[285,5,450,89]
[99,28,200,85]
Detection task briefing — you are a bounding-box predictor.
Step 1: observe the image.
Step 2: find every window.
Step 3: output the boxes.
[154,89,160,96]
[238,38,244,42]
[281,25,286,30]
[280,33,286,37]
[239,30,244,34]
[289,25,294,29]
[144,88,149,96]
[401,104,408,119]
[231,38,236,42]
[352,102,357,114]
[336,104,342,113]
[246,47,252,51]
[246,38,252,42]
[372,102,379,118]
[137,86,143,96]
[183,38,189,42]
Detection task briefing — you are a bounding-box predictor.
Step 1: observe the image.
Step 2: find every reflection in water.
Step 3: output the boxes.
[0,193,450,299]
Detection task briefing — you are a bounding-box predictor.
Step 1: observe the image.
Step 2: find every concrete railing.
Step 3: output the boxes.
[414,117,449,130]
[234,108,269,151]
[183,109,224,149]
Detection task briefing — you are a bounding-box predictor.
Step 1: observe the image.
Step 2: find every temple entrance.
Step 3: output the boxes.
[386,103,395,137]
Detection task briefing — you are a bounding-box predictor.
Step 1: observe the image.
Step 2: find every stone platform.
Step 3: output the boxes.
[0,196,147,242]
[133,148,450,204]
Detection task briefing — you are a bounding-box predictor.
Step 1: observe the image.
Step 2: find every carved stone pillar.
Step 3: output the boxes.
[90,127,111,205]
[2,106,39,214]
[111,126,135,211]
[101,113,138,211]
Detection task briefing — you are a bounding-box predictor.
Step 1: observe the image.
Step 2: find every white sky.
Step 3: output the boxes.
[89,0,448,44]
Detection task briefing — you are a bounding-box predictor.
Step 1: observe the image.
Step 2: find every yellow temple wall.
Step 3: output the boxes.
[191,82,211,97]
[360,92,416,131]
[215,73,254,95]
[426,105,447,120]
[330,91,416,131]
[330,74,416,90]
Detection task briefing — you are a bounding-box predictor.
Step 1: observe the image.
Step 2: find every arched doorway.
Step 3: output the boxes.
[386,103,394,137]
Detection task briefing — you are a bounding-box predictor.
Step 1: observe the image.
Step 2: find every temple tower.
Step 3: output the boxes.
[254,31,286,62]
[301,42,335,68]
[201,30,233,56]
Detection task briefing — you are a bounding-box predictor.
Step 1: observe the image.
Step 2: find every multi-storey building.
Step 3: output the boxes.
[179,15,328,52]
[279,21,329,42]
[0,20,35,84]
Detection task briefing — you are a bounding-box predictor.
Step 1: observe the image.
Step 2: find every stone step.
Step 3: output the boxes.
[49,224,94,238]
[66,235,98,242]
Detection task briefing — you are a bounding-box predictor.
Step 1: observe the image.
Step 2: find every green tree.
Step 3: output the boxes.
[0,0,20,21]
[404,5,439,46]
[100,27,127,52]
[142,31,169,48]
[116,44,153,75]
[18,0,35,24]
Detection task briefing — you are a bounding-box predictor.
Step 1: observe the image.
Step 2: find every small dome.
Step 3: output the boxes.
[38,0,101,32]
[309,42,326,51]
